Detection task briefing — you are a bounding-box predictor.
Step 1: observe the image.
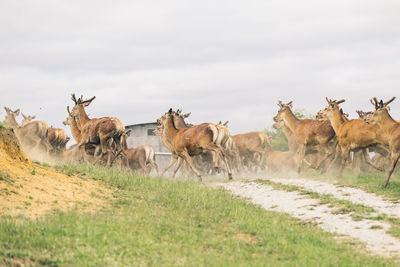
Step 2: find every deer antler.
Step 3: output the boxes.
[67,106,71,115]
[71,94,78,104]
[384,96,396,107]
[82,96,96,105]
[371,97,379,110]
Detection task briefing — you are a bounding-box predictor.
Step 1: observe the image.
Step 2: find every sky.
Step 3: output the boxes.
[1,0,400,139]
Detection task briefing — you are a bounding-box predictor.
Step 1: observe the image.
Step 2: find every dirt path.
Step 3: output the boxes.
[269,178,400,218]
[216,181,400,258]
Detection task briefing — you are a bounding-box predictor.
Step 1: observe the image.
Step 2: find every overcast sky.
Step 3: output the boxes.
[1,0,400,139]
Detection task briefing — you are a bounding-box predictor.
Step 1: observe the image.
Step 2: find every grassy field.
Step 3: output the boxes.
[0,164,397,266]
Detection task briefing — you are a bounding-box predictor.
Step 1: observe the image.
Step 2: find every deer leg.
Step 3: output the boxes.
[296,145,306,173]
[219,149,233,180]
[151,156,159,176]
[314,145,335,174]
[362,149,385,172]
[172,157,184,179]
[161,154,179,177]
[180,150,202,181]
[338,147,350,177]
[382,153,400,188]
[78,142,92,165]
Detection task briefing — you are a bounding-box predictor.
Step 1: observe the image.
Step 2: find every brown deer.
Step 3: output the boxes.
[156,109,232,181]
[3,107,51,153]
[21,112,69,156]
[273,101,336,173]
[69,94,126,166]
[231,132,271,172]
[320,98,386,177]
[47,127,70,155]
[364,97,399,187]
[117,129,159,174]
[62,107,98,161]
[157,109,232,177]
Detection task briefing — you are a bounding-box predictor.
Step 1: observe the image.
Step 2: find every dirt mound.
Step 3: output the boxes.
[0,126,30,165]
[0,127,113,218]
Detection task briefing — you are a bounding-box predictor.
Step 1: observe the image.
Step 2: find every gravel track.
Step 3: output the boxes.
[269,178,400,218]
[216,181,400,258]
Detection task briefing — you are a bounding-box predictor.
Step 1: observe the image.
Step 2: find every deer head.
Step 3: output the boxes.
[274,100,293,122]
[69,93,96,118]
[3,107,21,127]
[21,113,36,126]
[319,98,346,119]
[365,97,396,125]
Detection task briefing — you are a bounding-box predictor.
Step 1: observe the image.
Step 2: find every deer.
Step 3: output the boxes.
[156,109,232,181]
[273,101,336,174]
[3,107,51,153]
[320,98,387,177]
[68,94,126,166]
[364,97,399,187]
[21,112,70,156]
[157,109,232,177]
[62,107,99,162]
[355,109,390,172]
[116,129,159,174]
[230,132,271,172]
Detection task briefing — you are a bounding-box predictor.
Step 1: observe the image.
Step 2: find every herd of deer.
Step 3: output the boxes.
[2,94,400,187]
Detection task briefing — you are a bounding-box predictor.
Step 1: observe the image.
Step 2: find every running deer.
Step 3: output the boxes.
[321,98,386,177]
[364,97,399,187]
[156,109,232,181]
[69,94,126,166]
[231,132,271,172]
[22,112,69,156]
[273,101,336,173]
[3,107,51,153]
[118,129,159,174]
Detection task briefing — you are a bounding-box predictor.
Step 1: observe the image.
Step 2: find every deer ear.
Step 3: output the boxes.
[168,108,173,114]
[183,112,191,118]
[15,109,20,115]
[125,129,132,137]
[32,115,36,120]
[22,113,27,119]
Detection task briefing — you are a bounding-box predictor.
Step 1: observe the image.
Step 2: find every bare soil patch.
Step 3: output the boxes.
[0,127,113,219]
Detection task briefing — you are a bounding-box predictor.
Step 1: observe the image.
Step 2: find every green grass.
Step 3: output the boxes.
[0,121,13,130]
[258,179,400,240]
[303,171,400,201]
[257,179,376,218]
[0,164,397,266]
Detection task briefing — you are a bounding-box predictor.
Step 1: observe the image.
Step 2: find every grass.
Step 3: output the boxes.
[0,164,397,266]
[303,171,400,201]
[257,179,376,218]
[0,121,13,130]
[258,179,400,239]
